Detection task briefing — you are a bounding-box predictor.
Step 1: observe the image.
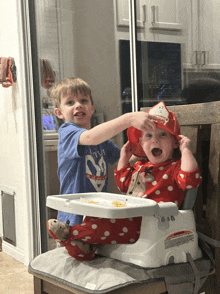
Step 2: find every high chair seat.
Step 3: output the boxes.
[28,246,212,294]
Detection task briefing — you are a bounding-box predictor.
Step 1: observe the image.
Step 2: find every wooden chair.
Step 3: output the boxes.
[143,101,220,293]
[29,101,220,294]
[164,101,220,293]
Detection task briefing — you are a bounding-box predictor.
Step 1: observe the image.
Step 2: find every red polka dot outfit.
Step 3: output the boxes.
[53,158,201,261]
[114,159,202,207]
[53,217,141,261]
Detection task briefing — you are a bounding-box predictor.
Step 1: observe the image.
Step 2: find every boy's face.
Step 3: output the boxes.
[139,127,178,164]
[54,91,95,129]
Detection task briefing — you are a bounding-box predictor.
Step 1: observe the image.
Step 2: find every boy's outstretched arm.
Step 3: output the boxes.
[79,112,165,145]
[179,135,198,172]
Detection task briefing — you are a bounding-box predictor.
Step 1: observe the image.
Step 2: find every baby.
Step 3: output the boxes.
[115,101,201,207]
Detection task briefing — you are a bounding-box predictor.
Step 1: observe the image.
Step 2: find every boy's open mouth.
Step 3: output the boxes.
[74,112,85,117]
[151,148,162,157]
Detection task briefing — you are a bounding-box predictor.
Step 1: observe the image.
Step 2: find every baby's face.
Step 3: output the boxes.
[139,127,178,164]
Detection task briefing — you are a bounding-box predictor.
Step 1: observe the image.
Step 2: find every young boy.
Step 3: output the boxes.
[50,77,164,226]
[48,101,202,261]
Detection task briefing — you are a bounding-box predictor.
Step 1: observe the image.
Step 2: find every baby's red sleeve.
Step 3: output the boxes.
[174,165,202,190]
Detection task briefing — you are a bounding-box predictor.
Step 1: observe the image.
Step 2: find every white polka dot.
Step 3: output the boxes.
[110,219,116,223]
[127,167,131,170]
[71,241,76,246]
[130,238,135,243]
[78,254,84,257]
[85,236,91,240]
[186,185,193,189]
[155,190,161,195]
[123,227,128,233]
[111,240,117,244]
[120,177,126,182]
[172,162,176,165]
[119,233,124,236]
[163,174,168,179]
[159,166,164,170]
[92,224,97,229]
[180,174,184,179]
[195,173,199,178]
[168,186,173,191]
[104,231,110,236]
[101,237,106,240]
[81,223,86,226]
[152,181,157,186]
[73,230,78,235]
[129,218,133,221]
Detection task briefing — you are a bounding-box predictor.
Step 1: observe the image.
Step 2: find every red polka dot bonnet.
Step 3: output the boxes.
[127,101,181,157]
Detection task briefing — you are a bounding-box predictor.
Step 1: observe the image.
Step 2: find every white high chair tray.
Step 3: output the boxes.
[46,192,158,219]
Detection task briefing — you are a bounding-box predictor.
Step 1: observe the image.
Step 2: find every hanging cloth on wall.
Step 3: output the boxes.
[10,57,17,83]
[0,57,8,83]
[2,58,14,88]
[42,59,56,89]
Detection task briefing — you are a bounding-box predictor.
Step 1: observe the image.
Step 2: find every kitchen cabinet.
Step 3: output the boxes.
[149,0,182,31]
[116,0,187,44]
[116,0,182,30]
[116,0,145,28]
[198,0,220,70]
[184,0,220,71]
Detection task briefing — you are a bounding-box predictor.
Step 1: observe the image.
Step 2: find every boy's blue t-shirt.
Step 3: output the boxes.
[57,122,120,226]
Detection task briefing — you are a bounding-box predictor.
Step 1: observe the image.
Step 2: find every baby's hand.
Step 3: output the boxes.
[120,141,133,160]
[179,135,191,153]
[130,112,166,132]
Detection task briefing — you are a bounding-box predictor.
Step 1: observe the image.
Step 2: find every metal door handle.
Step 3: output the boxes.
[194,51,198,65]
[151,5,156,24]
[201,51,206,66]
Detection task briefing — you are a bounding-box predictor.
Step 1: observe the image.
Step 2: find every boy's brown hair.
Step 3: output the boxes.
[48,77,94,108]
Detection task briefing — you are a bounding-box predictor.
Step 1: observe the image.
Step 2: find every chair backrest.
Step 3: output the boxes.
[142,101,220,291]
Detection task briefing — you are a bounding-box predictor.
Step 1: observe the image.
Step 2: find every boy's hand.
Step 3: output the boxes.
[131,112,166,132]
[178,135,191,153]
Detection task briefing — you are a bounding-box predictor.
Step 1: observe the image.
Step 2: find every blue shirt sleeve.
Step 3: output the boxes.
[58,123,86,160]
[105,140,120,164]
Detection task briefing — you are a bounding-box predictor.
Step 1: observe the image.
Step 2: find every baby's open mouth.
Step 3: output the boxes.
[152,148,162,157]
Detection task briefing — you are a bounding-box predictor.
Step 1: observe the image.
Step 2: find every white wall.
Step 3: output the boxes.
[0,0,34,265]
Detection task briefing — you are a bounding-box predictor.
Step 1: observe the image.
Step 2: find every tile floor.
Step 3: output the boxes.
[0,251,34,294]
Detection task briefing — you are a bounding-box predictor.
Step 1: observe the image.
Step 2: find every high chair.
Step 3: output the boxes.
[28,101,220,294]
[97,189,202,268]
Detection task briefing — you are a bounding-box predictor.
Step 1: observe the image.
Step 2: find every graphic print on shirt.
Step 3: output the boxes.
[85,149,107,191]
